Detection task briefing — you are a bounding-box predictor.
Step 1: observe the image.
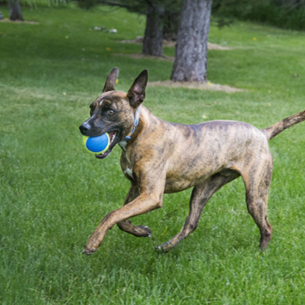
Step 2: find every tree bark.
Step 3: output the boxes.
[142,4,164,57]
[8,0,24,21]
[171,0,213,82]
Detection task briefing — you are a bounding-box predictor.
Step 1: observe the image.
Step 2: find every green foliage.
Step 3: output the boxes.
[214,0,305,30]
[5,0,70,7]
[74,0,99,10]
[71,0,182,14]
[1,5,305,304]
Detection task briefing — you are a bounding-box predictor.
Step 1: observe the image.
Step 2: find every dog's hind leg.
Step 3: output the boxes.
[156,170,240,252]
[240,155,273,249]
[117,185,152,237]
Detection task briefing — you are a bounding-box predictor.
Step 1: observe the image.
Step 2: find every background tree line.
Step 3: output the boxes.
[214,0,305,31]
[2,0,305,83]
[3,0,305,30]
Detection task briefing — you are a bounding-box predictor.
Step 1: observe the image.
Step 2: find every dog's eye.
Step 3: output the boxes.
[89,105,95,115]
[107,110,115,115]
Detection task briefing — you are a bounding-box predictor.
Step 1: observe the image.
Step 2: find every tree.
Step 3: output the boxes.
[171,0,213,82]
[140,0,182,56]
[142,2,164,56]
[76,0,182,57]
[141,0,182,56]
[8,0,24,21]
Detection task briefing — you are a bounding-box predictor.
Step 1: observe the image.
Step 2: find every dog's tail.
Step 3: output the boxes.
[261,109,305,141]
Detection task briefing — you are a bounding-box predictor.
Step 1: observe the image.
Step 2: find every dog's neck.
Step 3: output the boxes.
[124,107,141,141]
[119,107,141,151]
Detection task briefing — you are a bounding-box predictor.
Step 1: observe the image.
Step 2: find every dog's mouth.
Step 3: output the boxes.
[95,131,119,159]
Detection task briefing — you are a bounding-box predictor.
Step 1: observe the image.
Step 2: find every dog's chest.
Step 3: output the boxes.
[124,167,134,179]
[121,160,134,180]
[119,143,134,180]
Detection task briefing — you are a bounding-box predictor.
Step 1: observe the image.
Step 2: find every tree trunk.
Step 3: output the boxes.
[8,0,24,21]
[142,4,164,57]
[171,0,213,82]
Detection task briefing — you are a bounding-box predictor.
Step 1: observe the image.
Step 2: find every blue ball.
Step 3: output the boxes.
[83,133,110,154]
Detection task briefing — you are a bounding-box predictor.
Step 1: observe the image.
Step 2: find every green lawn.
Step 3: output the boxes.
[1,5,305,304]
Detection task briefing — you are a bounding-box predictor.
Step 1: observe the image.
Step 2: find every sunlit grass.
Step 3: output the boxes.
[1,5,305,304]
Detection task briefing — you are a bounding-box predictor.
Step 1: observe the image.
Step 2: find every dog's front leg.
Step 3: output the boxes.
[117,185,152,237]
[82,192,162,255]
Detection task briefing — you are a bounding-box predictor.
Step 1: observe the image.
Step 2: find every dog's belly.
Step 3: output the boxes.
[164,160,221,193]
[164,168,240,193]
[164,176,207,193]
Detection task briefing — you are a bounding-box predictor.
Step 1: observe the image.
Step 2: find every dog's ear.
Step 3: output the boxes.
[102,67,119,93]
[127,69,148,108]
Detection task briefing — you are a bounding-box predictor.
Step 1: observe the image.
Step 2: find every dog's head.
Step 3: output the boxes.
[79,67,148,159]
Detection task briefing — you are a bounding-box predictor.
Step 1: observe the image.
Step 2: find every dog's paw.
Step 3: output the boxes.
[154,239,177,253]
[154,244,169,253]
[135,225,152,237]
[82,246,97,256]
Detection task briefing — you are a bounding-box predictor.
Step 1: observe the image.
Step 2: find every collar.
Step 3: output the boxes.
[124,107,141,141]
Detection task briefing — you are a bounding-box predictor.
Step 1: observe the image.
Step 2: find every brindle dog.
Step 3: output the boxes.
[79,67,305,255]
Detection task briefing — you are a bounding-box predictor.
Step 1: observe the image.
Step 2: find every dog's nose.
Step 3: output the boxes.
[79,122,91,135]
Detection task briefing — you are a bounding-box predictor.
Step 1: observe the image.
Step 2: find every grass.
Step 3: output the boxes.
[1,5,305,304]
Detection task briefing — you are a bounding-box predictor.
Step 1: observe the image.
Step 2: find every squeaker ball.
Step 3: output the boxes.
[83,133,110,154]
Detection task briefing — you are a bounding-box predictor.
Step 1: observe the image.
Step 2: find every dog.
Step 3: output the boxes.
[79,67,305,255]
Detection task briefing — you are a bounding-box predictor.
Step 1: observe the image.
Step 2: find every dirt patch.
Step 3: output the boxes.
[207,42,232,50]
[120,38,232,50]
[114,53,174,62]
[0,19,39,24]
[148,80,244,93]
